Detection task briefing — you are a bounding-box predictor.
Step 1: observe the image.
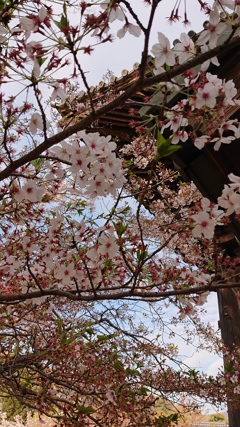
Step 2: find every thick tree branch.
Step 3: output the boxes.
[0,35,239,182]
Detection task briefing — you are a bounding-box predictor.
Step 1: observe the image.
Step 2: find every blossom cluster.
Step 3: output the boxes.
[190,173,240,239]
[50,131,126,198]
[151,3,239,71]
[158,71,240,151]
[1,1,240,422]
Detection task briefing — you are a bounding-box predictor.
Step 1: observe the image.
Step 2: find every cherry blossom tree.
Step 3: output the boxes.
[0,1,240,426]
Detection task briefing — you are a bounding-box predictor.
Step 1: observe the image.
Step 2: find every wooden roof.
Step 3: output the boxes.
[53,24,240,258]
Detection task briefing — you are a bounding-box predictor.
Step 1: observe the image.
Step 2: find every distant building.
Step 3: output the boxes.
[193,423,228,427]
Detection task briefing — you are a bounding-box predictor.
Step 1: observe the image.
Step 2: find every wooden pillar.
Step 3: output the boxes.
[217,287,240,427]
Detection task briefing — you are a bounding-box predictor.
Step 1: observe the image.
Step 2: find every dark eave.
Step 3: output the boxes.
[54,23,240,257]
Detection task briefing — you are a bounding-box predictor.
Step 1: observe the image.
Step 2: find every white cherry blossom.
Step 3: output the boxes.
[69,155,90,174]
[22,236,39,254]
[29,112,43,134]
[86,246,99,261]
[117,23,141,39]
[195,82,219,109]
[162,112,188,133]
[228,192,240,214]
[0,24,7,35]
[0,24,7,43]
[211,134,235,151]
[51,83,67,101]
[197,5,227,48]
[101,1,125,22]
[151,32,176,67]
[38,6,47,22]
[229,173,240,188]
[223,79,238,105]
[206,72,222,88]
[20,6,47,39]
[218,185,236,216]
[234,385,240,394]
[174,33,195,64]
[83,132,107,156]
[14,180,45,203]
[194,135,209,149]
[200,44,220,71]
[215,0,240,15]
[172,129,188,144]
[200,198,212,211]
[219,119,238,135]
[98,232,118,258]
[51,141,75,161]
[54,261,76,286]
[85,177,109,198]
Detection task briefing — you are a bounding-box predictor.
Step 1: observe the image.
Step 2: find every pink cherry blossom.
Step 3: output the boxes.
[172,129,188,144]
[98,232,118,258]
[54,261,76,286]
[218,184,236,216]
[14,180,45,203]
[195,82,219,109]
[192,211,216,239]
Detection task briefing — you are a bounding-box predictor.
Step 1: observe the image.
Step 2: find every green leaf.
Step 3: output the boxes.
[97,333,118,342]
[53,14,68,31]
[113,221,127,238]
[77,406,96,414]
[60,331,75,346]
[139,386,149,396]
[137,249,148,262]
[30,157,44,171]
[63,2,67,15]
[60,14,68,30]
[187,368,199,377]
[125,368,141,377]
[60,331,67,346]
[114,360,124,371]
[38,56,47,67]
[156,131,181,160]
[157,413,179,426]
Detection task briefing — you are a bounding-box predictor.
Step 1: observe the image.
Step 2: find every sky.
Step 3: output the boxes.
[86,0,222,392]
[78,1,214,86]
[83,1,224,409]
[28,0,223,387]
[5,0,224,412]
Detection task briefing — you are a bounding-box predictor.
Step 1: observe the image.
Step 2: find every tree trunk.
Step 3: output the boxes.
[217,287,240,427]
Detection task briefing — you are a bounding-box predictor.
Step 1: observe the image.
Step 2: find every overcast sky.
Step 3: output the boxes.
[80,1,214,85]
[88,0,222,389]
